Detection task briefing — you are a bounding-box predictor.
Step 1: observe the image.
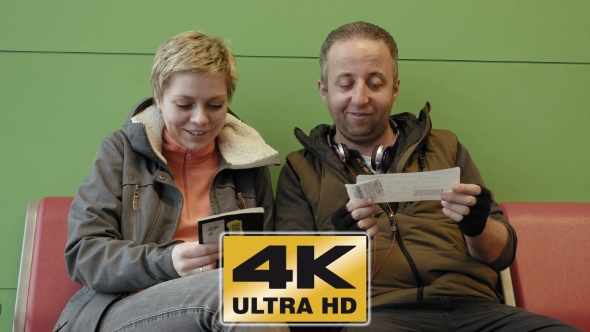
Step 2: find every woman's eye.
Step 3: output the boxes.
[208,104,223,110]
[176,104,192,109]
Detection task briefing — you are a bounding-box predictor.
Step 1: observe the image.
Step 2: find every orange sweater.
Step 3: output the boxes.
[162,128,219,242]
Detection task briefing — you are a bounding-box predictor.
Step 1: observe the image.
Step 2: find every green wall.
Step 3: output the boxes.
[1,0,589,329]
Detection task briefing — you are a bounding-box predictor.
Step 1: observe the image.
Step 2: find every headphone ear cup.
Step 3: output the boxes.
[335,143,350,164]
[371,145,385,173]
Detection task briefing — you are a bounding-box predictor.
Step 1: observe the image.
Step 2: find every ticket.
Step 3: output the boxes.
[345,167,460,202]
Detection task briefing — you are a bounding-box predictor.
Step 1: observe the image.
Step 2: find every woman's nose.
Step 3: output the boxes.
[190,106,208,125]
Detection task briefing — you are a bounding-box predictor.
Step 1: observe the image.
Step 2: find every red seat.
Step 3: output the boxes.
[14,197,82,332]
[500,202,590,331]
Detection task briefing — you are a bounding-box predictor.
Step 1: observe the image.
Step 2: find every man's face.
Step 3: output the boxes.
[319,37,400,148]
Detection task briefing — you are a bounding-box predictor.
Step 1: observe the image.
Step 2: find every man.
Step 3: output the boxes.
[272,21,580,331]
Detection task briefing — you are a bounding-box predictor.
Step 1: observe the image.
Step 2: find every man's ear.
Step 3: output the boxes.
[392,77,401,102]
[318,79,328,103]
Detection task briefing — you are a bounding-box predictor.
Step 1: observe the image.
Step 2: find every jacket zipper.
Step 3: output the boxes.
[237,192,247,209]
[396,229,425,300]
[396,154,427,300]
[133,185,139,241]
[184,150,191,216]
[377,201,425,301]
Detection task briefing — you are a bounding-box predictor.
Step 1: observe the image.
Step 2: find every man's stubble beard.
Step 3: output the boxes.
[337,116,390,146]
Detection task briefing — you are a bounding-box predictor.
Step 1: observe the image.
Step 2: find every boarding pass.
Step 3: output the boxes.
[345,167,460,203]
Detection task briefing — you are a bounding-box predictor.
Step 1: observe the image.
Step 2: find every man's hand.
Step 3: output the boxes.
[441,184,492,237]
[332,198,381,237]
[171,242,221,277]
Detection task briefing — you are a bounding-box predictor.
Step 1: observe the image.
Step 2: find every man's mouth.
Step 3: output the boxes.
[349,112,371,119]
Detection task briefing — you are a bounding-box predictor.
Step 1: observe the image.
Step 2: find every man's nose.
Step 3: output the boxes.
[351,83,369,106]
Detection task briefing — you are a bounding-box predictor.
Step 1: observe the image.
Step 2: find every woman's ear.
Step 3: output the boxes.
[154,98,162,113]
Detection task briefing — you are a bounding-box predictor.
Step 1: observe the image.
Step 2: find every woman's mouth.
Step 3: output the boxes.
[186,130,206,136]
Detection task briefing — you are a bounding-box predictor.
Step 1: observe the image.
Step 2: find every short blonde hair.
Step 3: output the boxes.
[151,31,238,103]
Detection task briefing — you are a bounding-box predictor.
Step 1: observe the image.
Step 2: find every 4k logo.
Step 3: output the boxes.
[222,234,368,324]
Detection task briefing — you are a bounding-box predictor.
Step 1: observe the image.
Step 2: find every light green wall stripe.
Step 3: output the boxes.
[1,0,588,63]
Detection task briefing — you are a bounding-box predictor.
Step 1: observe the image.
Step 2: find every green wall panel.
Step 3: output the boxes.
[395,61,590,203]
[1,52,588,288]
[0,51,153,287]
[1,0,589,63]
[231,57,331,186]
[234,57,590,203]
[0,289,17,332]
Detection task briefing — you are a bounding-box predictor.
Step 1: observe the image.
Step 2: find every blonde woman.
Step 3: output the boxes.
[55,32,287,332]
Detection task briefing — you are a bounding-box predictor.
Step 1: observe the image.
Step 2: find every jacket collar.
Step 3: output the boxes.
[296,102,433,174]
[122,98,280,169]
[390,102,432,172]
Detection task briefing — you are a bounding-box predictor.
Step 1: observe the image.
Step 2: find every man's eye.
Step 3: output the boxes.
[368,83,382,90]
[339,84,353,90]
[176,104,192,109]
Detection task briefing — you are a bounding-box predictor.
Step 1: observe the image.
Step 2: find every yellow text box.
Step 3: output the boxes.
[223,234,368,323]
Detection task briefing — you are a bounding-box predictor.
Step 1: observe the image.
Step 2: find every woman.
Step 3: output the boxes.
[55,32,287,332]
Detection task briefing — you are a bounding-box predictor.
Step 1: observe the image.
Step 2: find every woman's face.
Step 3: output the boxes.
[159,71,228,151]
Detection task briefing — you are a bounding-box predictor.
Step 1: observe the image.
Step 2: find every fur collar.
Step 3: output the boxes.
[131,105,280,168]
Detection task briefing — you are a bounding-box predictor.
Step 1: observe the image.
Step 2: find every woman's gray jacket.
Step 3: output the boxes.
[54,98,280,331]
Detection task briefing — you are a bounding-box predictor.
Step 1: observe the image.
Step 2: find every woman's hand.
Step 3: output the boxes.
[171,242,221,277]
